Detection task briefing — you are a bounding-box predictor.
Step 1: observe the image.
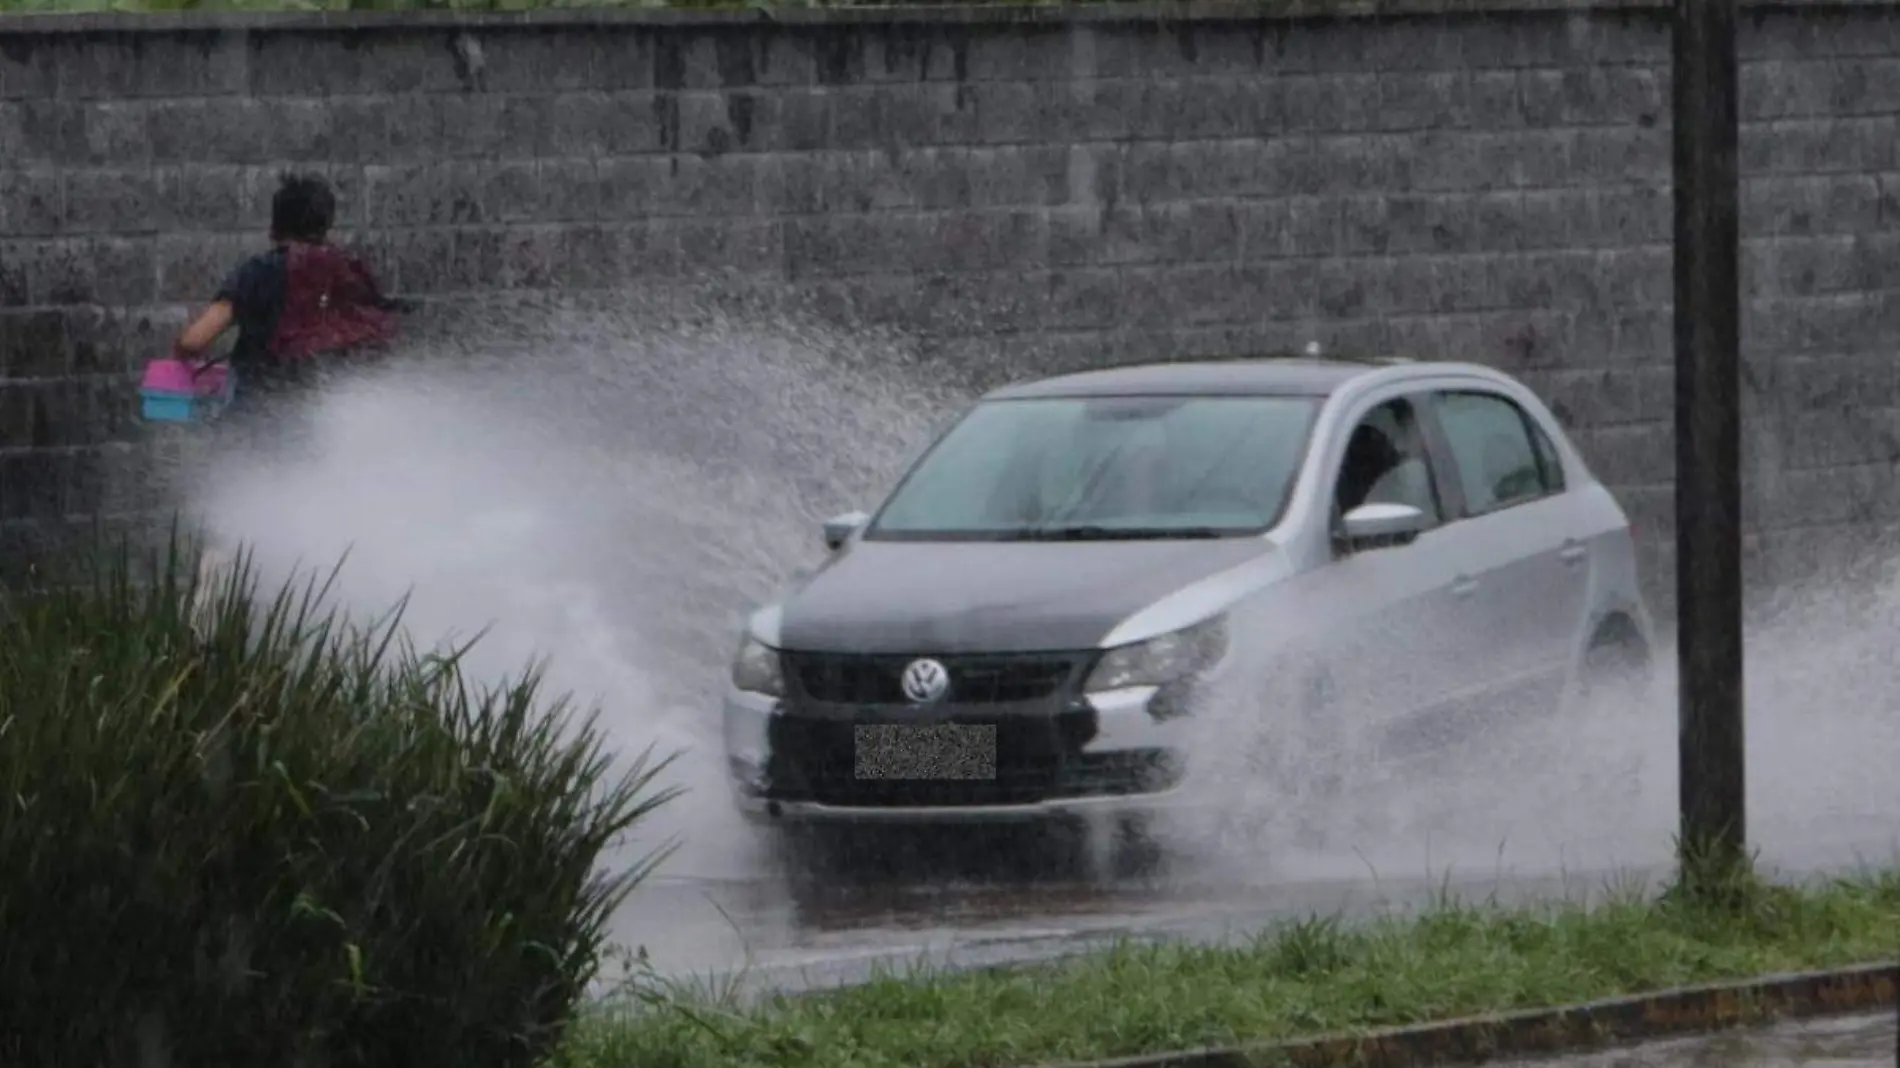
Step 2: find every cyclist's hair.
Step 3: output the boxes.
[269,172,336,244]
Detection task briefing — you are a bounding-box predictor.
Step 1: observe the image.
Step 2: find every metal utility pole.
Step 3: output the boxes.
[1672,0,1747,895]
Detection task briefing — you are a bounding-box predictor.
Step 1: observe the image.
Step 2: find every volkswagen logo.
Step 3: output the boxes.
[899,658,950,704]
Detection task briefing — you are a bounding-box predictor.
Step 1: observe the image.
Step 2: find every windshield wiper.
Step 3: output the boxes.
[1017,525,1229,541]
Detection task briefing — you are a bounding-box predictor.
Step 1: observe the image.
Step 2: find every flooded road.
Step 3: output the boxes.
[604,603,1900,999]
[615,864,1608,1000]
[611,797,1900,999]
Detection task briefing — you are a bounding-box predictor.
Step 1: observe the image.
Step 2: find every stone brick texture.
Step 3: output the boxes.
[3,4,1900,608]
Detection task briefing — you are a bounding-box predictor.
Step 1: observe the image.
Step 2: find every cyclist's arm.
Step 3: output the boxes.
[174,300,234,359]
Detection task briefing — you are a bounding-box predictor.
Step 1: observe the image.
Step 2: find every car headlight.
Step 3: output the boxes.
[1084,615,1228,693]
[730,636,785,697]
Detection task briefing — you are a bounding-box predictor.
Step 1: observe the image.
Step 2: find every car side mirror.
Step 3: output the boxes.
[1340,502,1428,552]
[821,510,870,552]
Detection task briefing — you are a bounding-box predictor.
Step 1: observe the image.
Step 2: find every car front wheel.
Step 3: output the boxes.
[1568,616,1656,801]
[1576,616,1655,712]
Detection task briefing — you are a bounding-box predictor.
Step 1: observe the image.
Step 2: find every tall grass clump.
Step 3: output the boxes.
[0,527,680,1068]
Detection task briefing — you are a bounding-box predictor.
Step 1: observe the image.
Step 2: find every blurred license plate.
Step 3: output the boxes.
[854,724,997,780]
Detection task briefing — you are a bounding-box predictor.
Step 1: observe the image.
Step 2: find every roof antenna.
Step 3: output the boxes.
[1304,340,1322,359]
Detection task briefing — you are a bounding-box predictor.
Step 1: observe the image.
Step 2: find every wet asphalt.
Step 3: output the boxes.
[616,863,1616,1000]
[608,803,1900,1002]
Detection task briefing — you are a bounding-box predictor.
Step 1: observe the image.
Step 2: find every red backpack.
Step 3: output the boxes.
[269,243,401,363]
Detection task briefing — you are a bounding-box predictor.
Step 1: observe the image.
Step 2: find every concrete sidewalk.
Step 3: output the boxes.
[1490,1012,1895,1067]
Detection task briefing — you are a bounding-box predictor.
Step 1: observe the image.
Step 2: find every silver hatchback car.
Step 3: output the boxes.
[721,355,1655,843]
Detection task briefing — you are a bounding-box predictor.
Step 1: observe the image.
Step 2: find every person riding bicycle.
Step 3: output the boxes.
[170,171,409,448]
[170,173,409,621]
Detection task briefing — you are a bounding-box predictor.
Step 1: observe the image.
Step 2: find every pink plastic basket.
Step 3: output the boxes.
[141,358,228,395]
[140,357,233,422]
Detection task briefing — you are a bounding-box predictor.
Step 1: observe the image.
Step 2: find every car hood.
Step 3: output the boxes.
[774,537,1276,654]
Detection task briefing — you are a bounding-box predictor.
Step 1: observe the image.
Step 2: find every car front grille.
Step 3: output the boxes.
[782,651,1085,706]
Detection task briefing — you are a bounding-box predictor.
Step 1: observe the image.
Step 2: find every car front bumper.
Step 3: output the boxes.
[720,684,1205,826]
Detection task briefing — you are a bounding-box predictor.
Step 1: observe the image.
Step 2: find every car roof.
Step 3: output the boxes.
[980,355,1404,401]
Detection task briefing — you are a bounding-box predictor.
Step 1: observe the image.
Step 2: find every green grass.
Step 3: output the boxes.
[553,865,1900,1068]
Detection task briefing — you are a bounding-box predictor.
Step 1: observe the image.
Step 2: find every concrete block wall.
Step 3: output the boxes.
[4,2,1900,606]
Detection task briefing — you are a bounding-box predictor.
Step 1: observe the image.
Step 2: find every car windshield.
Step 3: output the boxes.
[865,394,1321,541]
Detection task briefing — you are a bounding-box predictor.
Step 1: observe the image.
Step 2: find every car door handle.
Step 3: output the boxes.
[1450,575,1479,598]
[1559,540,1587,565]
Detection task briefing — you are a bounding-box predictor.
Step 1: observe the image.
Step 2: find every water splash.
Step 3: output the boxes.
[1160,549,1900,891]
[164,290,1900,977]
[179,290,969,887]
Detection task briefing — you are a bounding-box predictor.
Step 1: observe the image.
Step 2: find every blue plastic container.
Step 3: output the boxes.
[141,391,204,422]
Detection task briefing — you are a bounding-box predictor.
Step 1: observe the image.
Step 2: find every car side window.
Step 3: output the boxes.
[1434,391,1556,515]
[1529,419,1566,493]
[1333,397,1444,527]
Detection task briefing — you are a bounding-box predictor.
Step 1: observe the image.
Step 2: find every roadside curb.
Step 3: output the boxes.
[1036,962,1897,1068]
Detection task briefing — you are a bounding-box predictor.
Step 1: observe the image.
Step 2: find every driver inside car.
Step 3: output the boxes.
[1337,423,1401,514]
[1337,413,1441,525]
